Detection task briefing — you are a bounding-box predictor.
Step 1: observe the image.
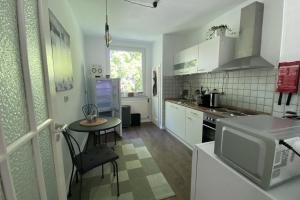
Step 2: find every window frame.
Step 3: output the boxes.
[108,46,146,96]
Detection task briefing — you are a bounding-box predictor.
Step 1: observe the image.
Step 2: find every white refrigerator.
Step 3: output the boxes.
[87,77,122,135]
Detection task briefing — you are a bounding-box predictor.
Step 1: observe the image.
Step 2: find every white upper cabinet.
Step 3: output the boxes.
[198,36,235,73]
[173,45,199,75]
[173,36,235,75]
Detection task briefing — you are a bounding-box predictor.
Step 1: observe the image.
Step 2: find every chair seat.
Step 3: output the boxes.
[76,145,119,174]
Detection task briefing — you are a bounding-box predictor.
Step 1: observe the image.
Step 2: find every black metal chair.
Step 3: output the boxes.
[62,128,120,198]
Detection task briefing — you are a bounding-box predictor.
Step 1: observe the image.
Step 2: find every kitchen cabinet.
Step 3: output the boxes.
[198,36,235,73]
[185,108,203,146]
[173,45,199,75]
[165,102,203,148]
[165,102,186,139]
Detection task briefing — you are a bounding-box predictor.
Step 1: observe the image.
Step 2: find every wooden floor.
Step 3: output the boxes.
[122,123,192,200]
[69,122,192,200]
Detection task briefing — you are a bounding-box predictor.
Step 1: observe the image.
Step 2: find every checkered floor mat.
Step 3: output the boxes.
[81,138,175,200]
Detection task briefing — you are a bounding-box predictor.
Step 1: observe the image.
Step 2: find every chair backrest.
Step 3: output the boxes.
[62,129,82,168]
[82,104,99,119]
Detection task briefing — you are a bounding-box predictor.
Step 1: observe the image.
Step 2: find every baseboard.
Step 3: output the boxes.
[141,119,152,123]
[66,134,89,192]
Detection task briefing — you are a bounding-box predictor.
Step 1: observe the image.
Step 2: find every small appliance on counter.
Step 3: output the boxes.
[214,115,300,189]
[194,89,202,105]
[283,111,300,120]
[201,89,221,108]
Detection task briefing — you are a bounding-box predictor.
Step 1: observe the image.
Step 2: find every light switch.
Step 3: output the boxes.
[64,96,69,102]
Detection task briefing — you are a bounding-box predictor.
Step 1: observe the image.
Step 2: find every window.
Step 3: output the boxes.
[109,48,145,95]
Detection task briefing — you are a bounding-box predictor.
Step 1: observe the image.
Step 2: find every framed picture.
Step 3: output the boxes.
[49,10,74,92]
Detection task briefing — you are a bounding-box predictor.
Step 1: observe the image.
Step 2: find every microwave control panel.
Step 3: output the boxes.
[271,137,300,185]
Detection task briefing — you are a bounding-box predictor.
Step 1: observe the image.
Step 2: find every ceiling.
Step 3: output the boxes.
[68,0,248,41]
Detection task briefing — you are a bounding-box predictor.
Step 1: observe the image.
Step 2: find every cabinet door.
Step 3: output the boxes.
[165,102,175,132]
[172,104,186,139]
[174,52,181,65]
[165,102,186,138]
[185,45,199,62]
[198,37,220,72]
[186,109,203,146]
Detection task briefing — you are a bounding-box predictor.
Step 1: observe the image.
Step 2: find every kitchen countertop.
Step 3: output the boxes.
[165,99,268,118]
[192,142,300,200]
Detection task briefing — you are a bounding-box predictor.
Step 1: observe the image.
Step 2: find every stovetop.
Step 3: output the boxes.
[203,107,260,125]
[206,107,255,118]
[165,99,266,121]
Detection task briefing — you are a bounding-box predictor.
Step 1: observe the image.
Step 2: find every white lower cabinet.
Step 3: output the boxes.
[185,108,203,146]
[165,102,203,148]
[165,102,186,139]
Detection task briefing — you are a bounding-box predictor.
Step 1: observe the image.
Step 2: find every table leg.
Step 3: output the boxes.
[98,131,101,145]
[93,132,97,146]
[114,128,117,145]
[105,130,108,144]
[84,132,92,152]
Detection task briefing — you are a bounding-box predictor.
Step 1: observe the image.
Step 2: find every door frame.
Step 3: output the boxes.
[0,0,67,199]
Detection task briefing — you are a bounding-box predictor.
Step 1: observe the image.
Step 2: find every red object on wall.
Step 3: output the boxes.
[276,61,300,94]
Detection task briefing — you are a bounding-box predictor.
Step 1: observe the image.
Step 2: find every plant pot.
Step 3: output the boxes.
[214,28,226,37]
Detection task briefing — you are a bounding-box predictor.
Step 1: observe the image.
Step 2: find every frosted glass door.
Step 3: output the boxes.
[0,0,60,199]
[0,177,4,200]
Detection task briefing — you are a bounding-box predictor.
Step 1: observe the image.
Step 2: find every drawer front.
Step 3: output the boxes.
[186,108,204,119]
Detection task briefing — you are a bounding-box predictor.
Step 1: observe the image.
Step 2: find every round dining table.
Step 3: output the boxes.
[68,117,121,149]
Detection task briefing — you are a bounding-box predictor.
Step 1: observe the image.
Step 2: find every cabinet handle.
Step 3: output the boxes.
[203,124,216,131]
[191,112,199,116]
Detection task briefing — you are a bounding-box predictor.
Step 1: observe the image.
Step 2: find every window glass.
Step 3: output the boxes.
[110,50,143,94]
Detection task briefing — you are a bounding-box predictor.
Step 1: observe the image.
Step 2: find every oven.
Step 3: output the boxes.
[202,113,217,143]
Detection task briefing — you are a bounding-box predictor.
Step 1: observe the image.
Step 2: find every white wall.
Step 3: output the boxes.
[84,35,153,121]
[84,35,153,97]
[261,0,284,66]
[176,0,262,48]
[162,34,187,76]
[273,0,300,117]
[48,0,87,188]
[84,36,108,76]
[280,0,300,62]
[171,0,282,66]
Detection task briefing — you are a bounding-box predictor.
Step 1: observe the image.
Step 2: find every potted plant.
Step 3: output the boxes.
[207,24,235,40]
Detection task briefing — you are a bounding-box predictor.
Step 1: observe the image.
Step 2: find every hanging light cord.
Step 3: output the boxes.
[106,0,108,23]
[124,0,159,8]
[105,0,110,47]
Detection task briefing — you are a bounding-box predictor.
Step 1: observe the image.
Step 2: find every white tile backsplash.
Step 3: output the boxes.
[164,67,300,117]
[181,69,278,114]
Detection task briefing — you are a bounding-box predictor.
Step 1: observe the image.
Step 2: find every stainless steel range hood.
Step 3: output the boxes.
[216,1,274,71]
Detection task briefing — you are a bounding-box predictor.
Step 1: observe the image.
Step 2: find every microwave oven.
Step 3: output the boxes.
[214,115,300,189]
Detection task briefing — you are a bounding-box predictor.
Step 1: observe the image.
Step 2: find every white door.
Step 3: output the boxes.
[152,65,161,127]
[0,0,66,200]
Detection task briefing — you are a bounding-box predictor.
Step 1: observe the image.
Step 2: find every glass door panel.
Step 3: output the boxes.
[0,0,30,145]
[0,177,4,200]
[0,0,62,199]
[24,0,49,125]
[9,144,40,200]
[38,129,58,200]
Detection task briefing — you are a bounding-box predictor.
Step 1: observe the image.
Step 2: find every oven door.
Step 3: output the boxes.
[202,120,216,143]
